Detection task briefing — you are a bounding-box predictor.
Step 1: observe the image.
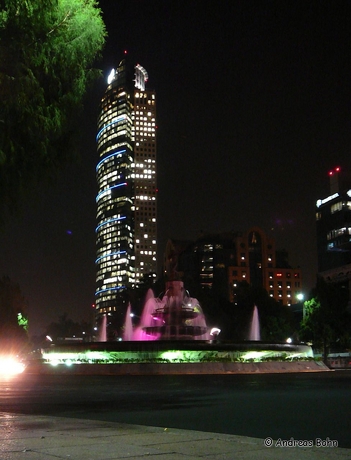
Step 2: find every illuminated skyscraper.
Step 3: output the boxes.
[95,56,157,318]
[316,167,351,274]
[315,167,351,309]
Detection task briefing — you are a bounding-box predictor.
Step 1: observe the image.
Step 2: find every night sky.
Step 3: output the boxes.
[1,0,351,336]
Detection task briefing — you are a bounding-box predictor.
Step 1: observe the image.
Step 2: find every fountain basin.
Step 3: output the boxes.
[25,340,329,374]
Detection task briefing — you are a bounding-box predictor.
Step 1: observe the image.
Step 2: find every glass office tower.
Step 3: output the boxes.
[95,57,157,318]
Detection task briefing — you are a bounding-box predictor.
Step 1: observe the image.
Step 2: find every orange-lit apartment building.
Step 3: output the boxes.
[227,227,302,306]
[170,227,302,307]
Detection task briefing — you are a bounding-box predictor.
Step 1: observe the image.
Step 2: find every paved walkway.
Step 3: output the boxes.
[1,413,350,459]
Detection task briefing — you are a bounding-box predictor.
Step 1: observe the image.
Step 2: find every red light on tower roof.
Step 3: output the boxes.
[329,166,341,176]
[124,50,128,54]
[329,166,341,194]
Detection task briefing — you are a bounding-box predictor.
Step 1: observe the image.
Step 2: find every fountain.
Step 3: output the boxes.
[131,280,209,341]
[33,242,323,374]
[249,305,261,341]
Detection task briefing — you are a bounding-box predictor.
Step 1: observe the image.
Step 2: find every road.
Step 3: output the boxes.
[1,370,350,448]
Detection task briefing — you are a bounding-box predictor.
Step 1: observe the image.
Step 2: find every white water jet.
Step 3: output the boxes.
[123,303,133,341]
[249,305,261,341]
[99,314,107,342]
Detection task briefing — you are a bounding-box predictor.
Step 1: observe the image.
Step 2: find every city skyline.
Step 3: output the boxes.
[1,1,351,336]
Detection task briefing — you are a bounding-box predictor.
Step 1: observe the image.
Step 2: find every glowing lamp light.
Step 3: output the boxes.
[107,68,115,85]
[242,351,268,361]
[160,351,183,361]
[0,357,25,375]
[210,327,221,337]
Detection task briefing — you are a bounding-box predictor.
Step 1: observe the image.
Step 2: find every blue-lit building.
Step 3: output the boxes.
[316,167,351,287]
[95,56,157,319]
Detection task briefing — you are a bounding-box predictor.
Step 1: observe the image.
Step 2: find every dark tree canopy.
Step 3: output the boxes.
[45,312,91,341]
[300,277,351,359]
[0,0,106,216]
[191,281,294,342]
[0,276,29,350]
[231,282,294,342]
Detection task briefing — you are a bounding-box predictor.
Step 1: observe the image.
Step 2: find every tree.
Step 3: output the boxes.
[230,282,294,342]
[45,313,91,341]
[0,276,29,350]
[194,281,294,342]
[0,0,106,216]
[300,278,351,362]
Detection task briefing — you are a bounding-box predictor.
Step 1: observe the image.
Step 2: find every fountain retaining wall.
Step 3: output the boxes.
[27,340,329,375]
[26,360,329,375]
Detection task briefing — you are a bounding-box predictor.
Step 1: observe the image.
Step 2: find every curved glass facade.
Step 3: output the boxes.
[95,58,157,316]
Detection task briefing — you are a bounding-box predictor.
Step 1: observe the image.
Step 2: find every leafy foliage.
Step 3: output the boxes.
[0,0,106,216]
[0,276,29,349]
[233,282,294,342]
[45,312,91,341]
[194,281,294,342]
[300,277,351,357]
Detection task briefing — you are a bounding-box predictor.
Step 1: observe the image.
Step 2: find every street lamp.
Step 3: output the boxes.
[296,293,306,321]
